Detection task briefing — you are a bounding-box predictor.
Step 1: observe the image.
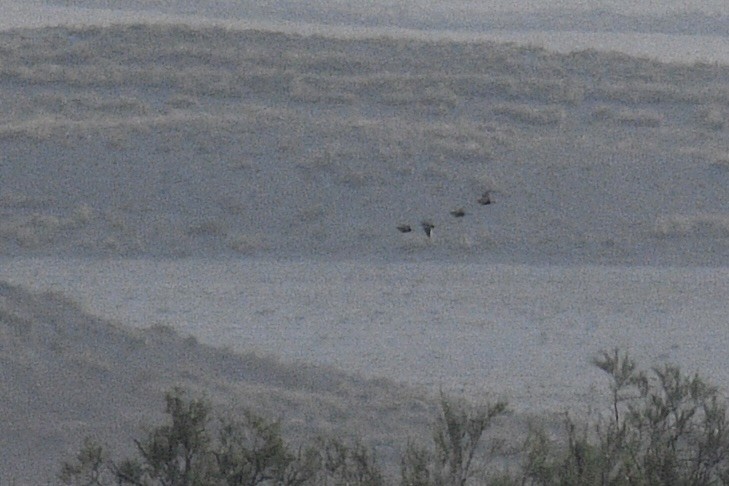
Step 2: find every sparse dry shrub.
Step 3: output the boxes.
[469,172,498,194]
[186,219,227,238]
[7,225,42,250]
[338,167,373,188]
[0,213,66,249]
[229,156,255,171]
[58,347,729,485]
[89,213,145,254]
[30,92,150,117]
[217,196,248,216]
[492,103,566,126]
[297,204,326,224]
[10,62,125,88]
[696,104,726,130]
[238,69,292,97]
[376,76,449,107]
[590,104,617,122]
[461,229,497,251]
[520,349,729,486]
[512,78,584,105]
[289,76,356,103]
[675,146,729,163]
[68,348,114,377]
[297,144,341,172]
[191,71,246,98]
[594,81,692,104]
[104,128,132,151]
[60,438,113,486]
[429,137,493,160]
[100,236,122,252]
[8,63,67,84]
[401,394,509,486]
[375,77,416,106]
[0,115,71,141]
[0,191,45,209]
[446,75,583,105]
[450,76,521,101]
[104,211,130,233]
[593,106,663,127]
[228,233,267,254]
[421,85,460,110]
[144,322,181,341]
[298,51,371,76]
[380,79,460,111]
[653,213,729,238]
[95,96,150,117]
[423,160,454,181]
[424,122,495,161]
[60,388,382,486]
[398,234,433,253]
[621,109,659,128]
[310,437,385,485]
[164,94,200,110]
[56,203,95,231]
[711,154,729,170]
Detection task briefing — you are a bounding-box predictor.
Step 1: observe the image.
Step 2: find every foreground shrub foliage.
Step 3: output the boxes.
[61,350,729,485]
[521,349,729,486]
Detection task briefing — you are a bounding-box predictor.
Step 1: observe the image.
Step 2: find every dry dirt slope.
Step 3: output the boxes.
[0,281,441,484]
[0,25,727,265]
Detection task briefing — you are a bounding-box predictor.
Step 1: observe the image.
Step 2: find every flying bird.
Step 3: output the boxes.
[450,208,466,218]
[397,224,412,233]
[421,221,435,238]
[477,191,493,205]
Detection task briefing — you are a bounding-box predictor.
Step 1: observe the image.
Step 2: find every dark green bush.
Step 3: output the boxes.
[60,350,729,485]
[520,349,729,486]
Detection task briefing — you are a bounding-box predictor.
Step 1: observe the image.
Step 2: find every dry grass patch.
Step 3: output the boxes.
[0,191,48,209]
[296,149,339,173]
[711,153,729,170]
[379,79,460,111]
[227,233,268,254]
[591,105,663,127]
[229,156,256,171]
[185,219,227,238]
[423,122,496,161]
[492,103,566,126]
[653,213,729,238]
[593,81,693,104]
[164,94,200,110]
[296,204,326,224]
[0,211,94,250]
[695,104,726,130]
[289,76,357,104]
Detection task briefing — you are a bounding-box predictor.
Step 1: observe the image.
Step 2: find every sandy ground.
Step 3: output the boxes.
[3,257,729,415]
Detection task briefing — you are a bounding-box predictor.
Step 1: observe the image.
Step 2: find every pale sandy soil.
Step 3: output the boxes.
[3,258,729,413]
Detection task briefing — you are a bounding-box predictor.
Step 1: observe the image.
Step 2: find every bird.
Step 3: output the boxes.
[450,208,466,218]
[477,191,493,205]
[396,224,412,233]
[421,221,434,238]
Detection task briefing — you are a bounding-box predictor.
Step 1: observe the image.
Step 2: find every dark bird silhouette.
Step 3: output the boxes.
[450,208,466,218]
[477,191,493,205]
[397,224,412,233]
[421,221,434,238]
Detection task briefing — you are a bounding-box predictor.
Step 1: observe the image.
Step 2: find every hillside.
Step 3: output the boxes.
[0,24,727,265]
[0,281,449,484]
